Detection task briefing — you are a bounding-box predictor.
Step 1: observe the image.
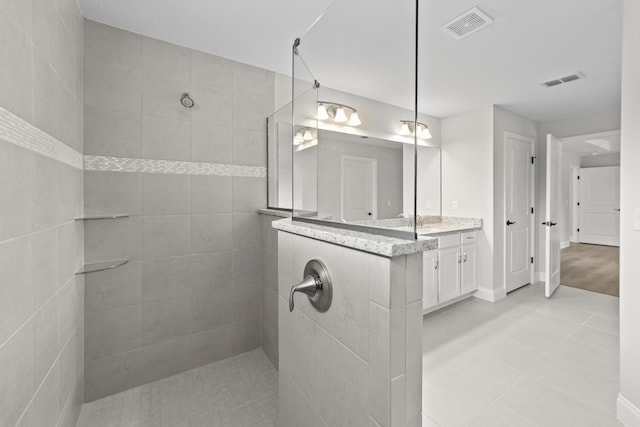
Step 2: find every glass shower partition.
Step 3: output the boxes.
[291,0,422,238]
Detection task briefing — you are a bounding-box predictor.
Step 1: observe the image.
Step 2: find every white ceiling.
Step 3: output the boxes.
[79,0,622,122]
[561,130,621,155]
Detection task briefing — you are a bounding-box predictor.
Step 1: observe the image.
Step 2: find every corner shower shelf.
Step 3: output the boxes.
[76,260,129,275]
[74,214,130,221]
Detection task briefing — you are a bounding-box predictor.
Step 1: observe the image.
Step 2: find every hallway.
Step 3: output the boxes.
[561,243,619,296]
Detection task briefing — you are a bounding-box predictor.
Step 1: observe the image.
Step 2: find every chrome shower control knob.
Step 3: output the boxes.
[288,259,332,313]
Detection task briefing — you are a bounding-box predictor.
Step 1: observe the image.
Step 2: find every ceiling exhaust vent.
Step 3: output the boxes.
[442,7,494,40]
[542,72,586,88]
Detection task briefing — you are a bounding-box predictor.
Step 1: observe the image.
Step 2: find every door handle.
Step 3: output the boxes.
[457,253,462,264]
[541,221,558,227]
[289,259,332,313]
[506,220,516,226]
[614,208,621,212]
[463,253,468,262]
[434,259,439,270]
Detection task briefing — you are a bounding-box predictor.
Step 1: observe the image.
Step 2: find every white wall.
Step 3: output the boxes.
[581,153,621,168]
[441,107,495,297]
[537,110,621,276]
[493,107,538,295]
[618,0,640,424]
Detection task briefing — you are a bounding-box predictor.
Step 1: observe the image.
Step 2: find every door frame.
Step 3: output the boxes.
[503,132,537,292]
[570,165,580,243]
[340,155,378,221]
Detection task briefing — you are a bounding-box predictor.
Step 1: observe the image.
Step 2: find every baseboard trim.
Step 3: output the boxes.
[561,240,570,249]
[618,394,640,426]
[474,287,507,302]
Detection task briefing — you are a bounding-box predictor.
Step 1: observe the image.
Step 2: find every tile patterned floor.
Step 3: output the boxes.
[76,349,277,427]
[77,284,622,427]
[422,283,621,427]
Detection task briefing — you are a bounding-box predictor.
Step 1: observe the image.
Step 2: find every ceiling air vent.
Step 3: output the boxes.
[442,7,494,40]
[542,72,586,88]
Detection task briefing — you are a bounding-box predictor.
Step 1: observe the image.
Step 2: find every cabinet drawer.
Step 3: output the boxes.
[461,231,478,244]
[438,233,460,248]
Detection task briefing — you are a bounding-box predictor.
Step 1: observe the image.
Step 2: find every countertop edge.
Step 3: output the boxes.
[272,218,438,257]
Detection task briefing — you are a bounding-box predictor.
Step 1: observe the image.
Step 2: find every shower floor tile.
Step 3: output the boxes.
[76,349,278,427]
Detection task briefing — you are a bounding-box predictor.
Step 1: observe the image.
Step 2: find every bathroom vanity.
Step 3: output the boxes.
[416,217,482,313]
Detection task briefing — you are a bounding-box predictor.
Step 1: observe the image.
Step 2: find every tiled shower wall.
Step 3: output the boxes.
[260,213,281,368]
[0,0,85,426]
[82,21,273,400]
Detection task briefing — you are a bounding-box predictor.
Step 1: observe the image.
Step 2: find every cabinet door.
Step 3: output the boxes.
[461,243,478,294]
[437,246,461,302]
[423,250,438,310]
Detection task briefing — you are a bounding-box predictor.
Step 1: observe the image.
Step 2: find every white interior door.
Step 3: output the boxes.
[545,134,562,297]
[578,166,620,246]
[505,134,533,293]
[341,156,376,221]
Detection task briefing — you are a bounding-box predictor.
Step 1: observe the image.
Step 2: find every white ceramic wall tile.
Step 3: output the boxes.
[1,3,84,427]
[0,106,83,169]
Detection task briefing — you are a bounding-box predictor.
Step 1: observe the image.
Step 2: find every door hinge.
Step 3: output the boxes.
[577,175,580,180]
[531,157,536,164]
[531,207,534,214]
[531,257,534,264]
[577,202,580,206]
[577,228,580,232]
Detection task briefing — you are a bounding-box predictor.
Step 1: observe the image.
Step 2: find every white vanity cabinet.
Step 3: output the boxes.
[422,231,478,313]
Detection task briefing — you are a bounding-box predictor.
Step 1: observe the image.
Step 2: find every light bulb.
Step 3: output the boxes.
[317,104,329,120]
[334,106,348,122]
[294,132,304,145]
[400,122,411,136]
[421,126,432,140]
[302,129,313,140]
[348,111,361,126]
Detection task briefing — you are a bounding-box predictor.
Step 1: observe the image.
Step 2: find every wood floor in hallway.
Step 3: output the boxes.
[561,243,619,297]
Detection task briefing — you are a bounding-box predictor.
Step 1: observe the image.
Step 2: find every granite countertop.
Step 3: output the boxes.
[416,217,482,236]
[355,216,482,237]
[272,218,438,257]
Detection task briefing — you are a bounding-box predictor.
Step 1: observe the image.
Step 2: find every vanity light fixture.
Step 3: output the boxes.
[399,120,432,140]
[294,127,316,145]
[317,101,361,126]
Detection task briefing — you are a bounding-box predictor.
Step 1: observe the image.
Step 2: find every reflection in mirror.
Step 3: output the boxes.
[290,129,440,224]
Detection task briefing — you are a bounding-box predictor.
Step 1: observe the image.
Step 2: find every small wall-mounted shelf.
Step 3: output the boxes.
[75,214,130,221]
[76,260,129,275]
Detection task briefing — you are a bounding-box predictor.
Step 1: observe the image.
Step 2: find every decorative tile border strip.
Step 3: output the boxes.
[0,106,266,178]
[84,155,267,178]
[0,106,83,169]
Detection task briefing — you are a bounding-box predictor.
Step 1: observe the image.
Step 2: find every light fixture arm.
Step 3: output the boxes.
[317,101,358,114]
